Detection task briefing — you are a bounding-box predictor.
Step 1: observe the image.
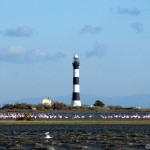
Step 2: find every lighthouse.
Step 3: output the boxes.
[71,54,81,107]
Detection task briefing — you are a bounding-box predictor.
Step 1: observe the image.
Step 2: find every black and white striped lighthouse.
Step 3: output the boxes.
[71,54,81,106]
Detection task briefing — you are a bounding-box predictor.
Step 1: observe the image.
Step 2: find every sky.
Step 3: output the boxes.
[0,0,150,101]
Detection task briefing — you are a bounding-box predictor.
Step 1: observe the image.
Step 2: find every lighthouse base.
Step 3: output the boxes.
[71,100,81,107]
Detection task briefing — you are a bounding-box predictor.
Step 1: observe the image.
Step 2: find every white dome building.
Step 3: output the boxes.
[42,97,53,106]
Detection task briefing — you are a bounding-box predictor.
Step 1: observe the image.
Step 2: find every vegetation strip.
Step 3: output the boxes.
[0,120,150,125]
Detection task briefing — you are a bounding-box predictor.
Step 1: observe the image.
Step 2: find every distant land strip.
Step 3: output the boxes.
[0,120,150,125]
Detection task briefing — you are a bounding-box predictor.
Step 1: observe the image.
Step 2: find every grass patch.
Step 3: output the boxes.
[0,120,150,126]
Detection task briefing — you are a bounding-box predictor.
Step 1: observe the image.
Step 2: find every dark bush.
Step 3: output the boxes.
[107,105,123,110]
[16,114,34,121]
[52,102,67,110]
[14,103,32,109]
[44,105,51,110]
[2,104,14,109]
[36,104,45,111]
[94,100,105,107]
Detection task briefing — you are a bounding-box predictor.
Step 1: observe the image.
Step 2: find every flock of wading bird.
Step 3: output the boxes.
[0,112,150,120]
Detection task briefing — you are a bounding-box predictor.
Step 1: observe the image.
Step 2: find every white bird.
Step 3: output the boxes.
[45,132,52,139]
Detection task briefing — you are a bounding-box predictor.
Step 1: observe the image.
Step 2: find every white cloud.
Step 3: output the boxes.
[8,45,27,54]
[0,45,65,64]
[33,50,48,58]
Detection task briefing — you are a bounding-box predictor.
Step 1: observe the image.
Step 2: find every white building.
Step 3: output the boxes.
[42,97,53,106]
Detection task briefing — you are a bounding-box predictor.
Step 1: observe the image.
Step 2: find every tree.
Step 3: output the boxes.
[52,102,67,110]
[14,103,32,109]
[93,100,105,107]
[107,105,122,110]
[36,104,45,111]
[2,104,14,109]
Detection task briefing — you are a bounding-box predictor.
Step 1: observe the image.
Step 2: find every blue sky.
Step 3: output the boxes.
[0,0,150,101]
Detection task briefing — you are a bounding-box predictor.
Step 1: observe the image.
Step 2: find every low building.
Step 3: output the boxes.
[31,106,37,110]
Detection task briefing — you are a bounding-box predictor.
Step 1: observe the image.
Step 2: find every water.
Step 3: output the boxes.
[0,124,149,149]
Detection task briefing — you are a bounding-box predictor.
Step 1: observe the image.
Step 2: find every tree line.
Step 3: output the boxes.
[1,100,139,112]
[0,100,105,112]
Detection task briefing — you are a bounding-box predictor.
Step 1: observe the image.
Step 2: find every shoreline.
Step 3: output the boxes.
[0,120,150,125]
